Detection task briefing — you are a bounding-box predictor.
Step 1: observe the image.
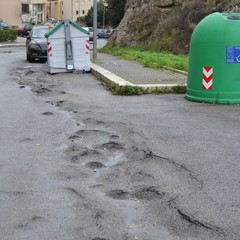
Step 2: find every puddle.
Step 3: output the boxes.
[22,85,32,92]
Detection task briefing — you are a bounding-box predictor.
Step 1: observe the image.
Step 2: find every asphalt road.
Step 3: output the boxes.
[0,47,240,240]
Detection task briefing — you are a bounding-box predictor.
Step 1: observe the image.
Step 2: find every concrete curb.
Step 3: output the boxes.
[90,62,186,92]
[0,43,25,48]
[90,62,135,86]
[135,83,186,89]
[162,66,188,76]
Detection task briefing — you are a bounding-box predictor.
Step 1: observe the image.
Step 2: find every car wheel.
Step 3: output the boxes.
[27,54,34,63]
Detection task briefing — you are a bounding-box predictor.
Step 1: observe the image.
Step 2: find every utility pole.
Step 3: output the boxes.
[103,1,105,29]
[71,0,73,21]
[93,0,97,59]
[78,0,81,23]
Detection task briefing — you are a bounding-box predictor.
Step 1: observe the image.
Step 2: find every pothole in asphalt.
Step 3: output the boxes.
[70,150,101,163]
[66,146,100,154]
[33,87,51,95]
[89,184,104,189]
[131,170,155,182]
[83,118,105,125]
[71,156,80,163]
[16,66,32,70]
[106,189,130,200]
[92,238,110,240]
[68,130,110,145]
[17,215,43,228]
[132,187,165,200]
[97,141,125,151]
[74,129,110,138]
[41,112,54,116]
[68,135,81,140]
[36,78,47,83]
[85,161,106,169]
[78,149,101,157]
[66,145,81,152]
[83,150,97,156]
[25,70,35,75]
[55,100,65,107]
[19,138,33,143]
[110,134,120,140]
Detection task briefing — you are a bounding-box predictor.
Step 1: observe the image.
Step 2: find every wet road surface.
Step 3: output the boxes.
[0,47,240,240]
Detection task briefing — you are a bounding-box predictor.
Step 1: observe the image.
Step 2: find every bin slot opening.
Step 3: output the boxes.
[227,16,240,20]
[65,40,73,60]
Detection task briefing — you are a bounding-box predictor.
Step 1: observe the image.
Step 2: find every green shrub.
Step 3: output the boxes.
[0,29,17,42]
[0,30,8,42]
[7,29,17,42]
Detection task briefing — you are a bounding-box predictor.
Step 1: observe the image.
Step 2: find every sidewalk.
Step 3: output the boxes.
[0,36,26,47]
[0,37,187,90]
[91,53,187,90]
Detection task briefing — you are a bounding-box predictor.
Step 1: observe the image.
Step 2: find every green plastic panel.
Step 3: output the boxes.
[186,12,240,104]
[45,20,88,38]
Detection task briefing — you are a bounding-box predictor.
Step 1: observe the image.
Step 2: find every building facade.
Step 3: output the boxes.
[0,0,93,27]
[46,0,62,21]
[62,0,93,22]
[0,0,47,27]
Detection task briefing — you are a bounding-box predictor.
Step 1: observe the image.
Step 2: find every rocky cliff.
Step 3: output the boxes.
[109,0,238,53]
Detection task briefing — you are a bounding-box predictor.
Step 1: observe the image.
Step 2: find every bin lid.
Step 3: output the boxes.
[45,20,88,38]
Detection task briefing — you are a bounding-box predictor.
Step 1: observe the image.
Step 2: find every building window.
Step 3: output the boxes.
[82,10,85,15]
[62,11,64,15]
[76,11,79,15]
[22,4,29,14]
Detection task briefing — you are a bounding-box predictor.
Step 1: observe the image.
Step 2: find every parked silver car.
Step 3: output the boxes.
[97,28,107,38]
[0,22,9,30]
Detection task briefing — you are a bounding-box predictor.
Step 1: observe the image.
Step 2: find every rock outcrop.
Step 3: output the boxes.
[109,0,237,53]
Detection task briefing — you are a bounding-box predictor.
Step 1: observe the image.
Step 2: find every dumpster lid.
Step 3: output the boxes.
[45,20,89,38]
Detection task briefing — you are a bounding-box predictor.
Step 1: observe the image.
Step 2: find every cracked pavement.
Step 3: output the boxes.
[0,47,240,240]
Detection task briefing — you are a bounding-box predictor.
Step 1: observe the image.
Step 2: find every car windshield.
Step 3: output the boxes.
[32,28,50,38]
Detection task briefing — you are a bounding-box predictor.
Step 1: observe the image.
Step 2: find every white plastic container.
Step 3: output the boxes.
[46,20,90,74]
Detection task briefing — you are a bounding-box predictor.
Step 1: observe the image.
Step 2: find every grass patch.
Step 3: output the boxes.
[106,82,186,95]
[99,45,188,72]
[107,83,145,95]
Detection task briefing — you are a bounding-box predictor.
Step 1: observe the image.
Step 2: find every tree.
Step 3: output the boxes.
[106,0,126,28]
[85,6,93,27]
[85,1,109,28]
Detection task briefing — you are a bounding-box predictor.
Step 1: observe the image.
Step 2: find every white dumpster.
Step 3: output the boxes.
[45,20,90,74]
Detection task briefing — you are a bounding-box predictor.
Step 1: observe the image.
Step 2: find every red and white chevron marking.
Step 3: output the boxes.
[202,66,213,90]
[86,40,90,54]
[47,42,52,57]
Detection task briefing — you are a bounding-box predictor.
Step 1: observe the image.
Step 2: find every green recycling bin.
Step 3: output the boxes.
[186,12,240,104]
